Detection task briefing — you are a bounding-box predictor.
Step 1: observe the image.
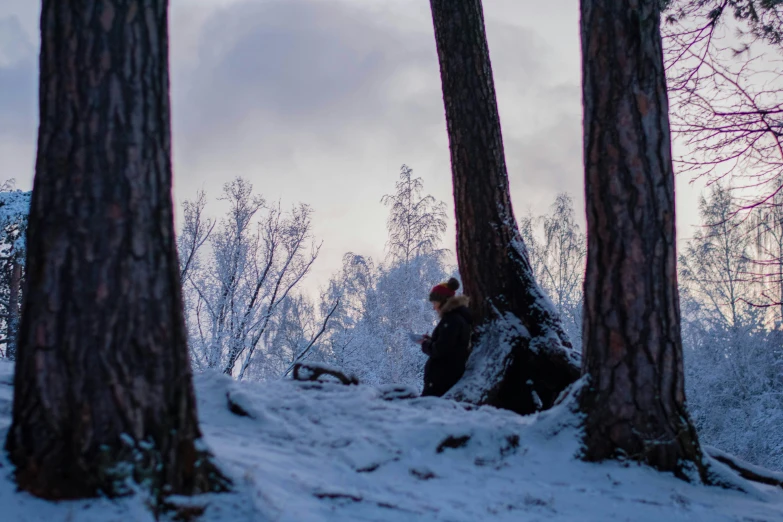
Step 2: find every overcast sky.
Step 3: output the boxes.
[0,0,705,297]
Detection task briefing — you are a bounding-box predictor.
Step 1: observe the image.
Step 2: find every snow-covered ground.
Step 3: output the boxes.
[0,360,781,521]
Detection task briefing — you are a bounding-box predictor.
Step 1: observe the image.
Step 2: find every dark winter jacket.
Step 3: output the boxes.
[421,295,472,397]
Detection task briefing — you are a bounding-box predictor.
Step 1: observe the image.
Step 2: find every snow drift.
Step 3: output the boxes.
[0,361,781,521]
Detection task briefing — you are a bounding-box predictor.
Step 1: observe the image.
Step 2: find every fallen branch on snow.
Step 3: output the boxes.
[292,362,359,385]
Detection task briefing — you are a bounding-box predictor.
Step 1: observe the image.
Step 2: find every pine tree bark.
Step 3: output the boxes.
[579,0,706,478]
[6,0,227,499]
[429,0,580,414]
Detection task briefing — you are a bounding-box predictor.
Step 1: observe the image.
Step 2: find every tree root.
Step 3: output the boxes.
[705,446,783,489]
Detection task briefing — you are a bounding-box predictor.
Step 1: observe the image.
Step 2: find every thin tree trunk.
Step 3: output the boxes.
[579,0,707,479]
[6,258,21,359]
[6,0,227,499]
[429,0,580,414]
[778,239,782,324]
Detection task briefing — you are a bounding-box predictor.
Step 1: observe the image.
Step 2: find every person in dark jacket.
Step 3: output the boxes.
[419,278,472,397]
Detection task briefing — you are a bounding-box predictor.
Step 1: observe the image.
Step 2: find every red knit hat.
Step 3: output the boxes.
[429,278,460,303]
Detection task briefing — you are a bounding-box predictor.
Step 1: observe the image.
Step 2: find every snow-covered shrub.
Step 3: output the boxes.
[680,185,783,470]
[0,181,30,358]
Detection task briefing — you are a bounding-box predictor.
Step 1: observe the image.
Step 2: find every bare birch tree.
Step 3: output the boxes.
[180,179,321,378]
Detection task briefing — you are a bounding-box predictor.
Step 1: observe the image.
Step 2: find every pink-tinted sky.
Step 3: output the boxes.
[0,0,705,296]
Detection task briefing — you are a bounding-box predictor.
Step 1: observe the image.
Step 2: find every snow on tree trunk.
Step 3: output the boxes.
[428,0,580,413]
[579,0,707,479]
[5,0,227,499]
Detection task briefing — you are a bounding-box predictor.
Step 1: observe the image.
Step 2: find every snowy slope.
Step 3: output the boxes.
[0,360,782,521]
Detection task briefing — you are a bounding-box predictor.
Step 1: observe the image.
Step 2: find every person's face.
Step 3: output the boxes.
[431,300,441,313]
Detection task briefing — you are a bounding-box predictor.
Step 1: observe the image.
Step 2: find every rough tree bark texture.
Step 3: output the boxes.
[6,0,226,499]
[429,0,580,414]
[580,0,707,478]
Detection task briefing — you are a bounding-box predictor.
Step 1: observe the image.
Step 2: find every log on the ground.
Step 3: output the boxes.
[292,362,359,385]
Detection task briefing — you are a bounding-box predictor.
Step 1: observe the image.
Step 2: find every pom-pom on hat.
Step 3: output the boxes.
[429,278,460,303]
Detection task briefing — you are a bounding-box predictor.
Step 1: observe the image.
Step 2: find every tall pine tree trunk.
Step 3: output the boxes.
[429,0,580,414]
[6,0,227,499]
[579,0,706,478]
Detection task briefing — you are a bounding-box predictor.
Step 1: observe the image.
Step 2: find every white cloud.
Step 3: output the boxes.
[0,0,705,299]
